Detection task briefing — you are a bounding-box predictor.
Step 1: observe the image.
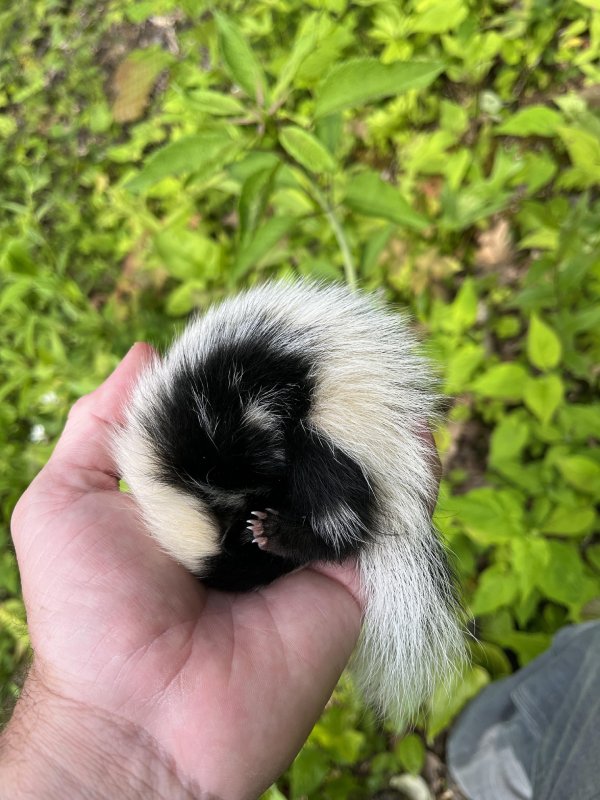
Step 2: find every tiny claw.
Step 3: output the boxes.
[265,507,278,515]
[251,510,267,520]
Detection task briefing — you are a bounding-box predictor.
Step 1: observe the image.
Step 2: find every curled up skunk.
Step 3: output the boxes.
[113,281,465,722]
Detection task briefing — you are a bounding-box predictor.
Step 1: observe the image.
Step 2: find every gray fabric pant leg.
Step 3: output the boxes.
[447,620,600,800]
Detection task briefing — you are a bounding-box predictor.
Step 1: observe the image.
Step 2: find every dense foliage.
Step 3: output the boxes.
[1,0,599,796]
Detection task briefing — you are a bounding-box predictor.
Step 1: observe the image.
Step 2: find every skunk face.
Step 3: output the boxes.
[114,281,465,720]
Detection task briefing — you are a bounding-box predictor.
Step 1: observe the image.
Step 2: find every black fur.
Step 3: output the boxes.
[136,316,375,591]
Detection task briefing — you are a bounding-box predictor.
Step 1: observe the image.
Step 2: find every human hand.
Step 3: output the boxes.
[3,344,362,800]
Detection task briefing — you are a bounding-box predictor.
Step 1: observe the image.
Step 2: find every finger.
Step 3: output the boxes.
[47,342,157,492]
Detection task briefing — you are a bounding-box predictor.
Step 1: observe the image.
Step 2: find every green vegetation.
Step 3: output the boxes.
[1,0,599,795]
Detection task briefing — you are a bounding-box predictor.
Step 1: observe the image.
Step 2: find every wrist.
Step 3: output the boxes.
[0,666,206,800]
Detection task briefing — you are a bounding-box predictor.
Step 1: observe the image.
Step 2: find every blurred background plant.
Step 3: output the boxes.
[1,0,599,796]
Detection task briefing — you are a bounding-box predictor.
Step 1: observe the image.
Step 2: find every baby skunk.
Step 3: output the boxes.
[114,281,464,721]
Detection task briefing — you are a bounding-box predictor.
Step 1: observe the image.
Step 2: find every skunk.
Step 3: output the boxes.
[113,281,465,721]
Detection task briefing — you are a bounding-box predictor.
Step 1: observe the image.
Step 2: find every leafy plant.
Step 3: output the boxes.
[1,0,599,795]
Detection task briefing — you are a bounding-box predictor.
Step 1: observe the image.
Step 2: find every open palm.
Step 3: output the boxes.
[10,344,361,800]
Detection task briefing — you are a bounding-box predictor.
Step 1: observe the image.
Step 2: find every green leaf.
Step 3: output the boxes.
[524,375,564,425]
[536,541,587,607]
[394,734,426,775]
[527,314,562,370]
[471,363,528,401]
[154,230,221,281]
[489,414,530,466]
[260,785,287,800]
[496,106,563,137]
[344,172,429,230]
[541,505,596,536]
[215,13,267,102]
[314,58,445,117]
[232,216,295,280]
[0,600,29,645]
[470,640,512,679]
[165,281,206,316]
[187,89,247,116]
[126,134,237,192]
[471,564,519,615]
[444,343,486,393]
[238,163,280,244]
[427,665,489,739]
[557,456,600,496]
[481,610,551,665]
[290,746,330,799]
[272,16,319,102]
[557,126,600,186]
[411,0,468,33]
[279,126,336,173]
[445,488,526,544]
[445,278,478,333]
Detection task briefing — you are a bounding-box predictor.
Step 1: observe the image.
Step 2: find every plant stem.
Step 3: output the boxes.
[308,183,358,290]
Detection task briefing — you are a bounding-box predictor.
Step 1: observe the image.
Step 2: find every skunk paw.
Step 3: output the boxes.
[246,508,279,551]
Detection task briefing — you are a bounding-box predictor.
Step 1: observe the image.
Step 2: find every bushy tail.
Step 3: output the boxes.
[352,516,466,725]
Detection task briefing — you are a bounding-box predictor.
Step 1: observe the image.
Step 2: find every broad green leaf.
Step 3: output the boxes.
[272,16,319,102]
[536,541,587,607]
[557,455,600,496]
[154,230,221,281]
[412,0,468,33]
[215,13,267,102]
[557,126,600,185]
[524,375,564,425]
[444,343,486,393]
[238,163,280,244]
[187,89,246,116]
[315,113,343,157]
[470,640,512,679]
[481,610,551,665]
[471,363,528,401]
[511,151,557,195]
[471,564,519,616]
[165,281,207,317]
[489,415,529,466]
[587,544,600,572]
[290,746,330,799]
[445,278,478,333]
[496,106,563,137]
[559,405,600,441]
[279,126,336,173]
[427,665,489,739]
[445,488,526,543]
[527,314,562,370]
[394,734,425,775]
[0,599,29,644]
[260,785,287,800]
[314,58,445,117]
[541,505,596,536]
[345,172,429,229]
[231,216,295,280]
[126,134,237,192]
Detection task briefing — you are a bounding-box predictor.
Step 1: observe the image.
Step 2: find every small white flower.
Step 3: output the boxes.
[40,391,59,406]
[30,424,47,443]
